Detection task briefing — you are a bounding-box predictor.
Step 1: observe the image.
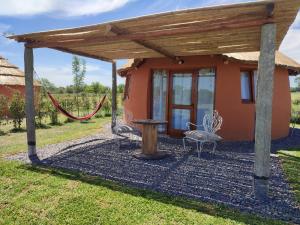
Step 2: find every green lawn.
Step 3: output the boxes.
[0,115,297,224]
[0,116,110,157]
[0,160,285,225]
[278,149,300,202]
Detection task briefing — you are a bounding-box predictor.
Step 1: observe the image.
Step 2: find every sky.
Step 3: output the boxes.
[0,0,299,88]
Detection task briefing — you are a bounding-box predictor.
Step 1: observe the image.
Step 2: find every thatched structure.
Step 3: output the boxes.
[0,55,40,86]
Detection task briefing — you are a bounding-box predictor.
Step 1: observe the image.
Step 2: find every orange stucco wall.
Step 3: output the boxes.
[0,85,40,117]
[123,55,291,141]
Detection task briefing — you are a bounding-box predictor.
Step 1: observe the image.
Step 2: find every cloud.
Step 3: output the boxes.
[280,28,300,63]
[0,0,132,17]
[0,23,14,45]
[35,63,124,87]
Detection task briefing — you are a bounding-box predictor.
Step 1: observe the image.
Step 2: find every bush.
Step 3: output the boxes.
[0,95,8,135]
[9,92,25,130]
[102,94,112,116]
[293,99,300,105]
[291,110,300,124]
[35,93,49,128]
[49,107,59,125]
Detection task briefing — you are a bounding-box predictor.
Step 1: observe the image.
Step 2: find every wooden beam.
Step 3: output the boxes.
[26,18,273,49]
[51,47,113,63]
[266,3,275,18]
[253,23,276,200]
[106,25,182,63]
[111,61,117,129]
[24,46,38,162]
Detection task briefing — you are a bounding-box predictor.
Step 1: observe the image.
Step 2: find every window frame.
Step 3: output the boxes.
[240,70,255,104]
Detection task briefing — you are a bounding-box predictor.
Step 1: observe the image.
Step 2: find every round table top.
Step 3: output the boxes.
[132,119,168,125]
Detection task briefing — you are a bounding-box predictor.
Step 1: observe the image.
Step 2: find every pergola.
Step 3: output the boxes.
[9,0,300,200]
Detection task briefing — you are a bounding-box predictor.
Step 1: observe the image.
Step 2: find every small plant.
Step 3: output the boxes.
[291,109,300,124]
[293,99,300,105]
[103,98,112,116]
[35,92,49,128]
[9,92,25,130]
[0,95,8,135]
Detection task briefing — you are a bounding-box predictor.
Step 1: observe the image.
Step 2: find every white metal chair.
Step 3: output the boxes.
[112,110,141,149]
[183,110,223,157]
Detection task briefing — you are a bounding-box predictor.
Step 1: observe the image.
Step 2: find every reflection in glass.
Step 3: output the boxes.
[197,68,215,129]
[172,73,192,105]
[240,71,251,100]
[152,70,167,131]
[172,109,190,130]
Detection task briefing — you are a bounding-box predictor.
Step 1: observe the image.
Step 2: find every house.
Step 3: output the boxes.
[0,55,41,115]
[118,51,300,141]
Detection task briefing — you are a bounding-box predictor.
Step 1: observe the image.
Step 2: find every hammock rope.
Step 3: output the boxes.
[33,70,107,121]
[47,92,106,121]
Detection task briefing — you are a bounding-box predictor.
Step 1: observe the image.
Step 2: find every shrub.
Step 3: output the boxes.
[61,98,75,123]
[9,92,25,130]
[49,107,59,125]
[35,93,49,128]
[0,95,8,135]
[293,99,300,105]
[291,110,300,124]
[102,97,112,116]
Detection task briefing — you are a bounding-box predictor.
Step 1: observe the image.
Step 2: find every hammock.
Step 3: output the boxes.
[47,92,106,121]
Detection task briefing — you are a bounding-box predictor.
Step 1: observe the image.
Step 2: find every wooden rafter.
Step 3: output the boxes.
[105,24,183,63]
[50,46,113,62]
[25,18,274,49]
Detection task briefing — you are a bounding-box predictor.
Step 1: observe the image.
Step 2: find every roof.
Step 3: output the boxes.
[0,55,41,86]
[223,51,300,74]
[117,51,300,76]
[8,0,300,62]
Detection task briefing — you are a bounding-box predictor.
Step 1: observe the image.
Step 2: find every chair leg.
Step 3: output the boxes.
[198,142,204,158]
[196,141,200,157]
[212,141,217,154]
[183,138,186,150]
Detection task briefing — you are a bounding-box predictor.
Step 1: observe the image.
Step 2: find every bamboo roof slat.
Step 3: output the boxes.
[8,0,300,61]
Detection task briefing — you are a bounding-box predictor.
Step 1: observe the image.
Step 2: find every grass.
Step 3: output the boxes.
[0,95,298,224]
[0,160,286,225]
[0,116,110,157]
[278,148,300,202]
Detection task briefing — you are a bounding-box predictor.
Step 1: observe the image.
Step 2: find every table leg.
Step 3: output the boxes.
[142,124,157,155]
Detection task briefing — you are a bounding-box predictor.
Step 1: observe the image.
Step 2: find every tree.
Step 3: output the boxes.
[117,84,125,93]
[72,55,86,116]
[91,82,100,94]
[73,56,86,93]
[295,75,300,88]
[40,78,56,93]
[9,92,25,130]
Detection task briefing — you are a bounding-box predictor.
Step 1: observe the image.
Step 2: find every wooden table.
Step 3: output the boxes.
[132,119,169,160]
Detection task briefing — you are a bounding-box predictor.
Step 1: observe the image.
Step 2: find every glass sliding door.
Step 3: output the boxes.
[169,72,194,135]
[152,70,167,131]
[196,68,215,129]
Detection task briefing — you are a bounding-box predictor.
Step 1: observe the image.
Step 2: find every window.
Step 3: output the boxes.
[197,68,215,128]
[241,70,258,103]
[152,70,167,131]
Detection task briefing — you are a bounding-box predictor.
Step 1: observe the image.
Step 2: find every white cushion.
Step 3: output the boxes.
[184,130,222,141]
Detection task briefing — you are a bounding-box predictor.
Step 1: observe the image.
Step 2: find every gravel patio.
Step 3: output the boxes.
[8,126,300,223]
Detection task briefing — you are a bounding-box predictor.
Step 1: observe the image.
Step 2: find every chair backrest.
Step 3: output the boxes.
[203,110,223,134]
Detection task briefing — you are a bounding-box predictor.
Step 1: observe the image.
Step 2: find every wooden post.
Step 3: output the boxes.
[24,46,38,162]
[254,23,276,200]
[111,61,117,129]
